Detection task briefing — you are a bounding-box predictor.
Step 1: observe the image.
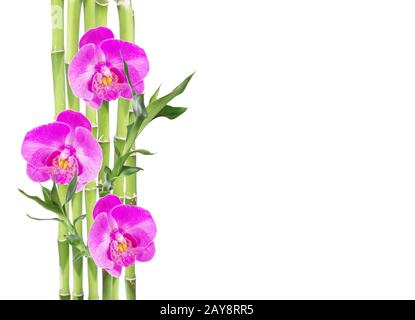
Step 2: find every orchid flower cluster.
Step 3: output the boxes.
[20,1,192,301]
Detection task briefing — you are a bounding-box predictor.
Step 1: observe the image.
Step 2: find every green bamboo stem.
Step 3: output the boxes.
[51,0,66,118]
[71,192,83,300]
[51,0,70,300]
[65,0,83,300]
[124,110,138,300]
[58,185,71,300]
[85,184,99,299]
[83,0,99,300]
[83,0,95,31]
[98,101,112,300]
[95,0,113,300]
[65,0,82,110]
[110,0,136,300]
[96,0,108,27]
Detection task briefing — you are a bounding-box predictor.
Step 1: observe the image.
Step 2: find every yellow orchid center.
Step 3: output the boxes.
[118,242,127,253]
[102,76,113,87]
[59,159,69,169]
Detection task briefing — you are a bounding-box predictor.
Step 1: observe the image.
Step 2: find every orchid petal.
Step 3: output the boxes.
[26,164,51,182]
[56,110,92,145]
[93,194,122,219]
[136,242,155,262]
[85,95,103,110]
[111,205,157,243]
[106,263,122,278]
[68,43,104,101]
[72,127,102,192]
[21,123,69,167]
[88,212,114,270]
[79,26,114,48]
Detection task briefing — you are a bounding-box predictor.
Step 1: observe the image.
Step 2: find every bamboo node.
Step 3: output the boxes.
[59,292,71,297]
[72,293,84,297]
[96,0,109,6]
[123,194,137,202]
[98,136,111,144]
[125,277,136,281]
[51,49,65,54]
[114,135,127,141]
[115,0,131,7]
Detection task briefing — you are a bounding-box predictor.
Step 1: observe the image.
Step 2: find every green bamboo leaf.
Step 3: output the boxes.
[41,185,52,203]
[155,105,187,120]
[100,166,113,195]
[51,179,62,208]
[65,234,86,253]
[65,170,78,204]
[123,114,147,155]
[149,85,161,104]
[132,94,147,119]
[120,166,143,177]
[26,214,63,222]
[113,149,153,178]
[104,166,112,178]
[122,57,136,95]
[138,73,194,135]
[73,214,87,227]
[114,143,121,158]
[18,189,62,214]
[73,250,87,262]
[135,149,155,155]
[65,234,81,245]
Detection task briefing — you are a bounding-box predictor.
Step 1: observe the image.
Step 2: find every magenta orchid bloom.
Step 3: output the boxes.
[88,194,156,277]
[21,110,102,192]
[68,26,149,109]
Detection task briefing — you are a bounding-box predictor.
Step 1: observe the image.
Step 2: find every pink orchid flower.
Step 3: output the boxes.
[88,194,156,277]
[68,26,149,109]
[21,110,102,192]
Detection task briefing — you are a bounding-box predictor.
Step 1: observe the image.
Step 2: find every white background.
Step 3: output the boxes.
[0,0,414,299]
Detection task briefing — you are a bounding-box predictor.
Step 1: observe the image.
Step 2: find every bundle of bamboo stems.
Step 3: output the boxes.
[51,0,137,300]
[49,0,192,300]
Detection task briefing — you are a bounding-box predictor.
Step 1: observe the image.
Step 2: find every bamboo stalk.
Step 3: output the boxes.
[83,0,99,300]
[96,0,109,27]
[58,185,71,300]
[51,0,66,118]
[66,0,83,300]
[95,0,114,300]
[125,110,138,300]
[65,0,82,110]
[111,0,136,300]
[85,184,99,299]
[51,0,70,300]
[98,101,112,300]
[84,0,95,31]
[71,192,83,300]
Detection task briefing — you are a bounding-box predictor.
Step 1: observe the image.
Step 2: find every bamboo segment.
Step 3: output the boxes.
[98,100,112,300]
[71,192,83,300]
[66,0,83,300]
[96,0,109,27]
[58,185,71,300]
[51,0,70,300]
[83,0,99,300]
[83,0,95,31]
[51,0,66,118]
[111,0,136,300]
[125,109,138,299]
[95,1,114,300]
[85,184,99,299]
[65,0,82,110]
